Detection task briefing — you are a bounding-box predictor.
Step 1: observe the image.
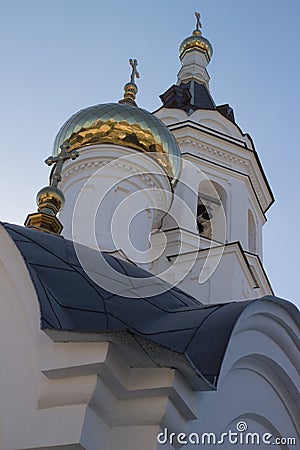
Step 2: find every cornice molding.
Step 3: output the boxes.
[177,137,270,212]
[61,158,167,207]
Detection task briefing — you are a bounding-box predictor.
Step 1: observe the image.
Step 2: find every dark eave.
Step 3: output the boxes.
[159,81,216,115]
[3,223,297,388]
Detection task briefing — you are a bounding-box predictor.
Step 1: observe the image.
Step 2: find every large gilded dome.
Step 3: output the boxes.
[53,102,181,185]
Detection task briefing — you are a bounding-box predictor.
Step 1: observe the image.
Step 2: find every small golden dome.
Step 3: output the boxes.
[36,186,65,215]
[53,103,181,185]
[179,29,213,60]
[179,12,213,61]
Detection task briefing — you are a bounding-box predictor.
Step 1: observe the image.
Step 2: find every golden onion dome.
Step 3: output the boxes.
[53,102,181,186]
[179,29,213,60]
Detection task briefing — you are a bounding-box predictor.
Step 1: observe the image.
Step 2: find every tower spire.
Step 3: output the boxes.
[25,142,79,235]
[177,11,213,88]
[119,58,140,106]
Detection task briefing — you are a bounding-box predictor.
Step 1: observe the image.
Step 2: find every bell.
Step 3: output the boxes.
[202,204,213,221]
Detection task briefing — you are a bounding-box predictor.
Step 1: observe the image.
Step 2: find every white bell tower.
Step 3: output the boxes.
[151,12,274,304]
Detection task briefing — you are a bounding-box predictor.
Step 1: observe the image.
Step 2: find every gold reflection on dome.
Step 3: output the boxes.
[53,103,182,185]
[179,33,213,60]
[180,39,211,57]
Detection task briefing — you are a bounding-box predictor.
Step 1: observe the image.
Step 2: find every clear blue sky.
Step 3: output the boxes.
[0,0,299,306]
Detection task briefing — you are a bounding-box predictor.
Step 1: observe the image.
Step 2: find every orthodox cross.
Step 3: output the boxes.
[129,58,140,84]
[195,11,202,30]
[45,142,79,188]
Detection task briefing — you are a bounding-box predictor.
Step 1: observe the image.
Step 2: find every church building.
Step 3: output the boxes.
[0,12,299,450]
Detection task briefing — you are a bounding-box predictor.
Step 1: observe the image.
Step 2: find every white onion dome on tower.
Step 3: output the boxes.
[179,12,213,61]
[52,60,181,186]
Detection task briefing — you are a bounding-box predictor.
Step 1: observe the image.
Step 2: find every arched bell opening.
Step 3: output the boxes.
[197,180,227,243]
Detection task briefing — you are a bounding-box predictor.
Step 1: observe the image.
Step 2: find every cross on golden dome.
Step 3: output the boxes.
[25,142,79,235]
[195,12,202,31]
[45,142,79,188]
[129,58,140,84]
[119,58,140,106]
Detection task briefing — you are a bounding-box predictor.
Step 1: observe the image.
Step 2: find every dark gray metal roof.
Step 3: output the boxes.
[3,223,298,388]
[159,81,237,123]
[160,81,216,115]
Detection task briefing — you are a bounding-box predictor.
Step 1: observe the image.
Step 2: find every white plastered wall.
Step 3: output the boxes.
[58,144,173,266]
[173,301,300,450]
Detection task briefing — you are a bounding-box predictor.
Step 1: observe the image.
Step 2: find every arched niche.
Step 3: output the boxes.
[248,209,257,253]
[197,180,227,243]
